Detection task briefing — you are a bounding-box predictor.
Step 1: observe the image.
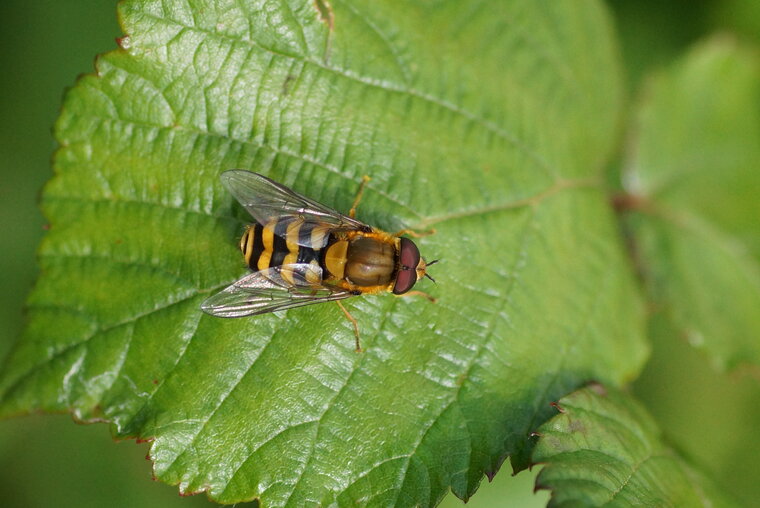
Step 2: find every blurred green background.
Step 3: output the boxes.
[0,1,758,506]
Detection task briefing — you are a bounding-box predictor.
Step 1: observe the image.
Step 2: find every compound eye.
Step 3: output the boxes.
[393,238,420,295]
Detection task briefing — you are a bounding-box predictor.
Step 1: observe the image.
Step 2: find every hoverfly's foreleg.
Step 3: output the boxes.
[391,228,437,238]
[336,300,363,352]
[349,175,372,218]
[398,290,437,303]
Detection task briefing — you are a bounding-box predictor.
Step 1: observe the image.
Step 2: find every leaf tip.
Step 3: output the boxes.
[115,35,132,50]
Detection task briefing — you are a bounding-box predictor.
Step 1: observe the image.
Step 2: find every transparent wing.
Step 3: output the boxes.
[201,264,354,318]
[221,170,368,241]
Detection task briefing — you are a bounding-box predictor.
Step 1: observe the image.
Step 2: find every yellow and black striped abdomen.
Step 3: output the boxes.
[240,218,330,275]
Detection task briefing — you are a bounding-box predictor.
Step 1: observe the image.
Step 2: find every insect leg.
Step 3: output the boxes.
[336,300,363,352]
[391,228,437,238]
[348,175,371,218]
[398,290,437,303]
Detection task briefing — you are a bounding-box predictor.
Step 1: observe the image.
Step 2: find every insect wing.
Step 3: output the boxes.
[221,170,368,246]
[201,264,354,318]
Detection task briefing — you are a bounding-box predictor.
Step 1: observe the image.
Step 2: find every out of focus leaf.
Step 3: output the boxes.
[622,36,760,370]
[633,311,760,506]
[0,0,647,505]
[533,385,737,507]
[711,0,760,44]
[608,0,713,89]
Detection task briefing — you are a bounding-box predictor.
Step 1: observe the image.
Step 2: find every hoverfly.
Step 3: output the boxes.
[201,170,437,351]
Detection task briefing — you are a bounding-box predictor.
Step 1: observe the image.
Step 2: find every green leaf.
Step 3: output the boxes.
[533,385,738,507]
[712,0,760,44]
[622,36,760,370]
[0,0,647,505]
[633,311,760,505]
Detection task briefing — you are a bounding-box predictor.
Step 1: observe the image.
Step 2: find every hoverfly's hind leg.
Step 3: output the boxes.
[391,228,437,238]
[349,175,372,218]
[398,290,437,303]
[336,300,363,352]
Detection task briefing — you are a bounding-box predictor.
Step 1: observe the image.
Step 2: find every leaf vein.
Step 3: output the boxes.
[387,208,538,505]
[280,299,398,506]
[132,11,558,177]
[1,288,220,406]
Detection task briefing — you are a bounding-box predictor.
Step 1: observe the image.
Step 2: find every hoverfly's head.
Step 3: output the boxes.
[393,238,437,295]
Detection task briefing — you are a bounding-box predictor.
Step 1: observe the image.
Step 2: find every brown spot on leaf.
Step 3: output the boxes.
[314,0,334,30]
[281,74,296,96]
[568,419,586,434]
[588,381,607,396]
[313,0,334,63]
